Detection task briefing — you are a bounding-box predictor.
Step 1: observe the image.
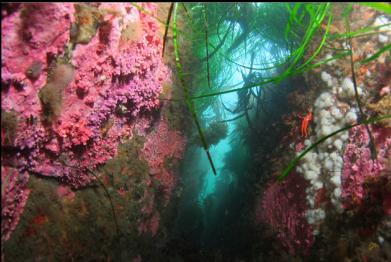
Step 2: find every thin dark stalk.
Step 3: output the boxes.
[173,3,217,175]
[218,113,246,123]
[162,3,174,57]
[181,3,190,17]
[221,100,252,114]
[57,159,120,236]
[86,168,119,236]
[345,15,377,159]
[203,4,211,89]
[200,24,231,62]
[261,88,270,115]
[255,88,262,119]
[245,110,254,131]
[221,100,235,113]
[243,53,256,131]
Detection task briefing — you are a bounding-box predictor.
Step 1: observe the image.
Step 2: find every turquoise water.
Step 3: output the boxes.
[174,35,285,251]
[197,92,236,204]
[2,3,388,261]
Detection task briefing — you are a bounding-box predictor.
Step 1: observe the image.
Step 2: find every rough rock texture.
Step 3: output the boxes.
[256,174,314,256]
[1,2,171,182]
[143,119,186,204]
[1,3,185,249]
[1,3,74,118]
[1,167,30,245]
[342,125,391,212]
[260,4,391,259]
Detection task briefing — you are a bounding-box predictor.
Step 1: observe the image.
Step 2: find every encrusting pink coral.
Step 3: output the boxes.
[143,119,186,203]
[256,173,314,256]
[341,125,391,211]
[1,3,73,119]
[56,118,93,148]
[1,167,31,245]
[132,118,186,236]
[2,3,172,184]
[1,3,185,242]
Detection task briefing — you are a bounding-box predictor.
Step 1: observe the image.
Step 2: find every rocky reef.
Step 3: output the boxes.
[256,4,391,259]
[1,3,185,260]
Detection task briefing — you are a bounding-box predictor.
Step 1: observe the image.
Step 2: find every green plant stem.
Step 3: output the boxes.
[329,23,391,40]
[360,43,391,64]
[278,115,391,181]
[359,2,391,15]
[172,3,217,175]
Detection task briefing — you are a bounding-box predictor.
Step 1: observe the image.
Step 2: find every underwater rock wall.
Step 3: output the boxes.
[1,2,184,250]
[1,167,30,243]
[257,5,390,257]
[256,173,314,256]
[297,6,391,232]
[342,125,391,213]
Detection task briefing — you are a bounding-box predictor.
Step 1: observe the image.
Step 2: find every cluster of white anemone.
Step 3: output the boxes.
[295,70,366,234]
[374,15,391,44]
[290,12,387,235]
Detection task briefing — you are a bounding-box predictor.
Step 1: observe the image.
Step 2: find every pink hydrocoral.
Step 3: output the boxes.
[1,3,183,247]
[1,4,185,247]
[341,125,391,210]
[1,167,31,244]
[1,3,73,119]
[13,124,47,170]
[73,3,169,130]
[134,119,185,236]
[2,3,172,190]
[60,170,95,190]
[56,117,93,148]
[256,174,314,256]
[143,119,185,203]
